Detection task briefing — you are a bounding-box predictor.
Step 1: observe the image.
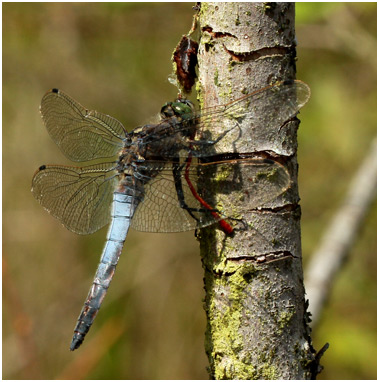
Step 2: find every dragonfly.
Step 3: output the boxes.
[31,80,310,351]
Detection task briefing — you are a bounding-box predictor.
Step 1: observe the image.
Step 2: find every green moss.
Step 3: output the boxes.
[204,260,263,378]
[195,80,205,109]
[214,164,233,181]
[256,166,281,183]
[277,309,295,333]
[260,364,280,379]
[199,1,208,15]
[228,59,243,71]
[214,68,220,87]
[202,248,303,379]
[217,85,233,103]
[263,3,272,10]
[201,33,214,47]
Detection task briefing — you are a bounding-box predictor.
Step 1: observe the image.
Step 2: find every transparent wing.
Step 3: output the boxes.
[195,80,311,146]
[131,159,209,232]
[198,79,311,126]
[40,89,126,162]
[32,163,118,234]
[136,80,310,157]
[131,158,290,232]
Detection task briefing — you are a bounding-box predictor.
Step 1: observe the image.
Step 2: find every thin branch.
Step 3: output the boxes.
[305,139,377,327]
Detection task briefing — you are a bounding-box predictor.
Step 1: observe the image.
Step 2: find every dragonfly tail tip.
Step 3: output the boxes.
[70,333,84,351]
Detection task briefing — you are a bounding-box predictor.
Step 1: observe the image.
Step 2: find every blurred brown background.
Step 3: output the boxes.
[3,3,376,379]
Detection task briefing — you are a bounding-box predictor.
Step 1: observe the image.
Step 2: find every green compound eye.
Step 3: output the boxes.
[160,100,194,119]
[171,101,194,116]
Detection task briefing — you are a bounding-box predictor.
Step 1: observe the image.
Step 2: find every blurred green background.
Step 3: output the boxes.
[3,3,376,379]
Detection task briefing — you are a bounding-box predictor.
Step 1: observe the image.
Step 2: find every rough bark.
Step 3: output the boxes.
[196,3,316,379]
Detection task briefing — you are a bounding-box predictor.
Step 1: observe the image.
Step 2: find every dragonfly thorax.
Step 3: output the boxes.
[160,99,197,140]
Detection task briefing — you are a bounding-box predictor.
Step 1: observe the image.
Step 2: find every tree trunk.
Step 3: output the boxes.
[197,3,317,379]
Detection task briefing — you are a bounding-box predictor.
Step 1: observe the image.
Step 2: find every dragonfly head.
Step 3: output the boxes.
[160,99,195,120]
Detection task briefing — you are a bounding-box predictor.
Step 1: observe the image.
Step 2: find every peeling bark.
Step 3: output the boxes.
[196,3,317,379]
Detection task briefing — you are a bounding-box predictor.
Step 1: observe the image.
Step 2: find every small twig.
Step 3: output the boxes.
[305,139,377,327]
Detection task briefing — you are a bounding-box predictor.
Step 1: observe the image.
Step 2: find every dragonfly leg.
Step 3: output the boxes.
[172,157,233,234]
[173,160,220,219]
[190,123,240,147]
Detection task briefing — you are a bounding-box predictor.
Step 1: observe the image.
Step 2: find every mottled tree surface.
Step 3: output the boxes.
[197,3,317,379]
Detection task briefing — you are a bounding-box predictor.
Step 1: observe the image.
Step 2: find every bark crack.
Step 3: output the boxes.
[201,25,237,39]
[251,204,299,213]
[223,45,296,62]
[227,251,297,264]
